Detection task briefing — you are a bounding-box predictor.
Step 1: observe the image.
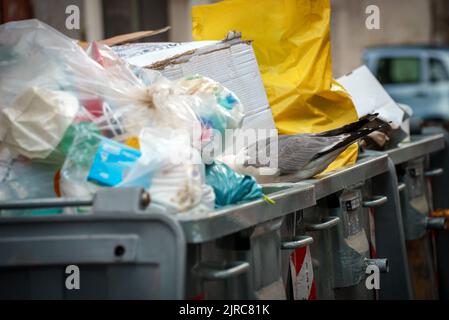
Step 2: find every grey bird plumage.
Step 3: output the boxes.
[232,114,390,183]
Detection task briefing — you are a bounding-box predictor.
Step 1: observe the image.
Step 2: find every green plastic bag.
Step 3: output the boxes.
[206,161,263,207]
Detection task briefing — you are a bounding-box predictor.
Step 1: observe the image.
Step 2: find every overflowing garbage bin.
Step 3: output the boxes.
[385,133,446,299]
[0,188,186,299]
[424,127,449,300]
[281,153,393,300]
[1,0,449,302]
[178,183,315,299]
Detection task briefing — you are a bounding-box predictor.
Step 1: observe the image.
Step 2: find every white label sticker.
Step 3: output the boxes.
[290,246,315,300]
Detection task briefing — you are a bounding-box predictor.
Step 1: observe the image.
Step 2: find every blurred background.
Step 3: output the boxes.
[1,0,448,76]
[331,0,449,77]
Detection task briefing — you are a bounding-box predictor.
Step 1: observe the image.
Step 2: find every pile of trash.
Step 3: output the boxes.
[0,19,404,216]
[0,20,264,215]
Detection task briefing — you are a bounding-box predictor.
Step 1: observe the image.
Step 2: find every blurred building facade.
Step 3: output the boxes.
[331,0,449,77]
[0,0,213,41]
[1,0,448,77]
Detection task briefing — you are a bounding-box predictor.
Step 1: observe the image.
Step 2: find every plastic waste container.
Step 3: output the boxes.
[0,188,186,299]
[423,127,449,300]
[385,133,446,299]
[283,153,392,300]
[177,183,315,300]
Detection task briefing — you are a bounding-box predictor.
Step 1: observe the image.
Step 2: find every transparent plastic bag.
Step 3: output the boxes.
[0,20,246,213]
[0,20,146,112]
[172,75,245,161]
[133,81,202,139]
[0,145,61,216]
[139,127,204,213]
[0,20,243,162]
[87,41,164,87]
[0,20,203,162]
[177,75,244,133]
[60,125,204,214]
[60,125,161,198]
[59,126,105,198]
[0,20,147,163]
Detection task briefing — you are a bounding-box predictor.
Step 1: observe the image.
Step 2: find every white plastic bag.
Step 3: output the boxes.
[138,127,204,212]
[0,87,79,159]
[149,163,204,213]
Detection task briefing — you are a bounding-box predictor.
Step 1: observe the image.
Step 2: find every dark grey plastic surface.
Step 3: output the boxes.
[0,189,186,300]
[425,126,449,299]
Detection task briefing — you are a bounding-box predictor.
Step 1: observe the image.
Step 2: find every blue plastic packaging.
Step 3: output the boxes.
[87,139,141,187]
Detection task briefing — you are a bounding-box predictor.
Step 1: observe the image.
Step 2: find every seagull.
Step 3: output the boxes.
[224,114,390,183]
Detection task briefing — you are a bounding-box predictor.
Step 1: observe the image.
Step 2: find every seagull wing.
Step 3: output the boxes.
[277,134,346,174]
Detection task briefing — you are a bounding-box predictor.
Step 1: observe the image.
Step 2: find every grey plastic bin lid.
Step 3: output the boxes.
[0,212,186,300]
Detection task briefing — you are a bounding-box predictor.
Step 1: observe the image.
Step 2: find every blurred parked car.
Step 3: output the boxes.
[364,46,449,123]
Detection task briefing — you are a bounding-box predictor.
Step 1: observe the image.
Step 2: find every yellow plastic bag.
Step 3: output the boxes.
[192,0,358,172]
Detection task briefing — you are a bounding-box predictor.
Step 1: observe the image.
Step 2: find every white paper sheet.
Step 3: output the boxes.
[337,65,405,128]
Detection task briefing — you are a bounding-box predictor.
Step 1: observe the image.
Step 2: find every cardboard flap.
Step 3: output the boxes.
[78,26,170,49]
[101,26,170,46]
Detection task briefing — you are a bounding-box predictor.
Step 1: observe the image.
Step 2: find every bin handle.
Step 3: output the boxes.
[426,217,449,231]
[0,197,93,210]
[398,183,406,192]
[364,258,389,273]
[363,195,388,208]
[281,236,313,250]
[425,168,444,177]
[0,192,151,210]
[194,261,250,281]
[305,216,340,231]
